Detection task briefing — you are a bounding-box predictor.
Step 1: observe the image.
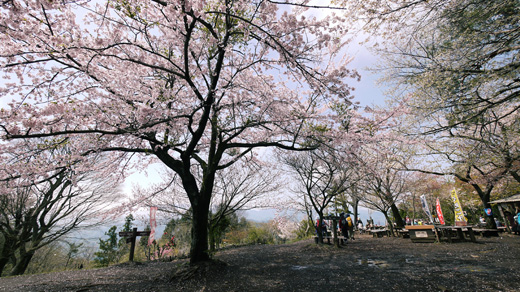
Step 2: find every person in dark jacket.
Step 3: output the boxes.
[339,213,349,243]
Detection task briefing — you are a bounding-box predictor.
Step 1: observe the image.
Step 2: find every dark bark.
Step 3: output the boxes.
[190,198,211,262]
[0,257,8,277]
[0,235,16,277]
[352,198,359,225]
[382,211,396,236]
[155,147,214,263]
[466,181,497,229]
[482,202,497,229]
[9,246,34,276]
[390,203,405,228]
[510,170,520,184]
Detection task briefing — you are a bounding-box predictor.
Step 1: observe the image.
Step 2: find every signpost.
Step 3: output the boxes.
[119,227,151,262]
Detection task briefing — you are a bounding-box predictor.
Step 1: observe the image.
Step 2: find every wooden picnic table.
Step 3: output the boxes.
[404,225,478,243]
[405,225,437,243]
[434,225,477,243]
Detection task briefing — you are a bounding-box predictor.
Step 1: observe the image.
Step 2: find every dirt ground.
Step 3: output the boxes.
[1,233,519,292]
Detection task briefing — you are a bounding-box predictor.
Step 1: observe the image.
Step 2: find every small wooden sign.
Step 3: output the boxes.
[118,228,151,262]
[119,231,151,237]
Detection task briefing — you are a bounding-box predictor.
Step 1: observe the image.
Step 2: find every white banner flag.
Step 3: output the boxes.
[420,195,434,223]
[148,206,158,245]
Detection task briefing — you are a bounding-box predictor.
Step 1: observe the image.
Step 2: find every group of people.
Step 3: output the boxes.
[404,217,432,226]
[315,213,365,244]
[339,213,355,241]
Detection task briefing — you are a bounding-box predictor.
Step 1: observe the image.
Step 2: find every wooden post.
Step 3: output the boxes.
[433,225,441,243]
[497,204,511,233]
[129,227,137,262]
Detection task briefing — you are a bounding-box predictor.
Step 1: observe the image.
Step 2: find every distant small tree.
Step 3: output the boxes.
[294,219,315,240]
[93,226,118,267]
[247,224,275,245]
[208,207,234,252]
[64,242,83,269]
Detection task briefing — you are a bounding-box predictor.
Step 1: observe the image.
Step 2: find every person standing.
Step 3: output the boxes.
[515,208,520,235]
[339,213,349,243]
[356,218,364,234]
[316,217,328,237]
[346,214,355,240]
[505,211,516,234]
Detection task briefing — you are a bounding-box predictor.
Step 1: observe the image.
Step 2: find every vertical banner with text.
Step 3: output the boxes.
[436,198,445,225]
[450,189,467,223]
[420,195,434,223]
[148,206,158,245]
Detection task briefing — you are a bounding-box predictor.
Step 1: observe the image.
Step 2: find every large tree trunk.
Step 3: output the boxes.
[190,197,211,263]
[382,211,396,236]
[9,247,34,276]
[390,203,405,228]
[352,198,359,225]
[483,202,497,229]
[208,220,219,252]
[158,149,215,264]
[0,257,8,277]
[470,183,497,229]
[0,236,17,277]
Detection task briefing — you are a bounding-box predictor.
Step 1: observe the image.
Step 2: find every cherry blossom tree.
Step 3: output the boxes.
[0,154,121,276]
[0,1,358,263]
[356,142,411,231]
[339,0,520,130]
[283,145,358,244]
[402,132,514,229]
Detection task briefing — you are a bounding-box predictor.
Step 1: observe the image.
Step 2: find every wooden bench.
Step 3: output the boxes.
[472,228,500,237]
[397,229,410,238]
[313,235,348,244]
[369,229,389,238]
